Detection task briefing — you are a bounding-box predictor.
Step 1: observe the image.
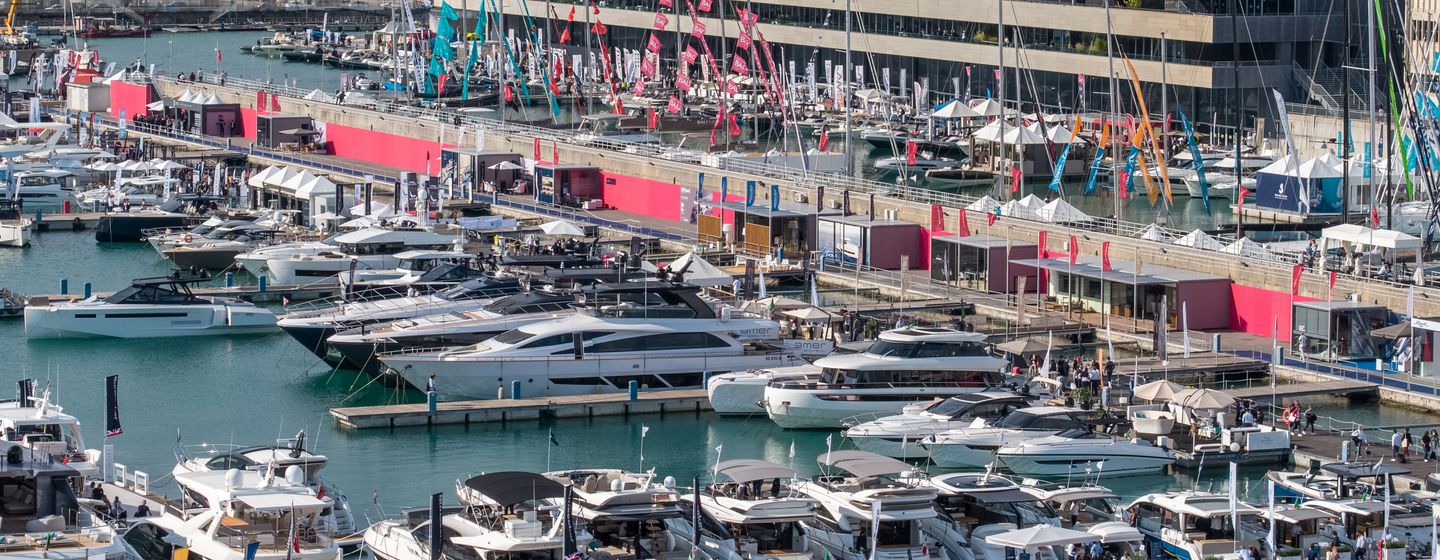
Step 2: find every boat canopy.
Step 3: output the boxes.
[715,459,797,483]
[818,450,913,478]
[462,472,566,505]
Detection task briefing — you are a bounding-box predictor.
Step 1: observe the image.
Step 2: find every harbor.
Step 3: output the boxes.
[2,0,1440,557]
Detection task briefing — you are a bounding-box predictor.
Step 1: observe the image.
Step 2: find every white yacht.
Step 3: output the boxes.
[996,429,1175,478]
[707,365,821,416]
[11,169,74,208]
[277,275,524,361]
[121,467,344,560]
[794,451,946,560]
[541,469,684,558]
[844,392,1038,458]
[762,328,1008,429]
[1148,152,1228,189]
[665,460,816,560]
[1181,155,1273,198]
[367,471,592,560]
[235,240,338,277]
[1267,461,1408,502]
[1020,484,1122,529]
[0,382,99,478]
[921,471,1059,560]
[173,433,358,542]
[379,283,815,399]
[24,269,279,339]
[0,198,30,247]
[922,407,1094,468]
[0,441,127,559]
[264,228,461,285]
[337,249,475,288]
[1126,492,1263,560]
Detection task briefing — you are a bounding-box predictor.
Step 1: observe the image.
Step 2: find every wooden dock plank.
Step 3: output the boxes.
[1224,379,1377,400]
[330,389,713,429]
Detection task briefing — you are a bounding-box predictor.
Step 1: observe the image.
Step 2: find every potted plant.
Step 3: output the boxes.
[1076,387,1094,410]
[1380,539,1406,560]
[1332,542,1354,560]
[1277,547,1303,560]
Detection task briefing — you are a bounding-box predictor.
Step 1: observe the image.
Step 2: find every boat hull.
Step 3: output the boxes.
[24,304,278,338]
[763,385,992,429]
[996,449,1173,477]
[95,215,192,243]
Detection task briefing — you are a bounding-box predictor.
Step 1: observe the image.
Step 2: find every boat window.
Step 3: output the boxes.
[874,520,914,546]
[587,333,731,353]
[821,369,994,385]
[868,340,989,358]
[492,329,535,345]
[104,284,203,305]
[524,331,614,349]
[204,455,250,470]
[933,399,1020,419]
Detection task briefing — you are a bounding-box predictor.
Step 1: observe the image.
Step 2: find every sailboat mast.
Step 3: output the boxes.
[498,0,507,125]
[1342,0,1351,224]
[843,0,852,176]
[585,0,592,114]
[997,0,1006,198]
[1160,32,1167,164]
[1105,0,1117,220]
[1231,0,1243,238]
[1367,0,1376,213]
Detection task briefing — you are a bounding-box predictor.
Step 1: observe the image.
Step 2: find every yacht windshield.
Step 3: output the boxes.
[928,397,1020,419]
[994,411,1083,430]
[868,340,990,358]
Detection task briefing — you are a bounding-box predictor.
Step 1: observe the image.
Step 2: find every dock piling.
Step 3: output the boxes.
[511,380,522,400]
[225,272,234,288]
[83,282,91,299]
[427,391,437,414]
[257,276,267,293]
[59,279,68,295]
[628,381,638,401]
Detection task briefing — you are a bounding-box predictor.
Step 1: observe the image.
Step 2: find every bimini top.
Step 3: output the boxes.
[818,450,914,478]
[1320,461,1411,478]
[715,459,797,483]
[878,327,988,344]
[463,471,566,505]
[1128,492,1262,518]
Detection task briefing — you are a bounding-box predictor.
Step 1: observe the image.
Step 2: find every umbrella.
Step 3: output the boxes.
[488,161,524,170]
[1372,322,1414,339]
[149,160,189,171]
[784,306,835,322]
[984,524,1095,552]
[1172,388,1236,410]
[538,220,585,236]
[1131,379,1184,402]
[995,339,1050,355]
[932,100,981,119]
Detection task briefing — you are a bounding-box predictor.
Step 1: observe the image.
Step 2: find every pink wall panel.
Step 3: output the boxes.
[1229,284,1316,336]
[238,108,257,140]
[109,82,152,121]
[323,123,449,173]
[601,172,681,221]
[707,192,745,227]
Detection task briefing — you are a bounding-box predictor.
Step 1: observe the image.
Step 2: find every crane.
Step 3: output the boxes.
[2,0,18,35]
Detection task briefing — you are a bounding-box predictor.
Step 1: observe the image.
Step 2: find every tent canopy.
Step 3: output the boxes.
[1172,229,1225,251]
[1132,379,1184,401]
[817,450,913,478]
[462,472,565,505]
[967,195,1001,214]
[1037,199,1091,223]
[932,99,982,119]
[1220,237,1274,259]
[1172,387,1236,409]
[984,524,1095,552]
[665,252,732,287]
[715,459,797,483]
[1135,224,1173,242]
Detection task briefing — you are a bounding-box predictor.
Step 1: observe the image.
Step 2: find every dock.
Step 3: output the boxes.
[1224,378,1379,401]
[330,389,713,429]
[33,212,106,231]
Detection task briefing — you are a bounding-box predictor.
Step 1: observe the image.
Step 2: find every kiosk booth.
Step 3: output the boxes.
[816,216,923,270]
[534,164,601,207]
[930,234,1038,293]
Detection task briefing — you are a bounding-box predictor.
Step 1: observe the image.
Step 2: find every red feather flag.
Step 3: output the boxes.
[905,140,918,166]
[666,95,683,114]
[1068,235,1079,265]
[647,107,658,129]
[817,129,829,152]
[1011,164,1022,193]
[956,209,970,237]
[1102,242,1112,271]
[727,113,741,137]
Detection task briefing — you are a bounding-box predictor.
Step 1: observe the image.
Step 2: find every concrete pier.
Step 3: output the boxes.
[330,389,713,429]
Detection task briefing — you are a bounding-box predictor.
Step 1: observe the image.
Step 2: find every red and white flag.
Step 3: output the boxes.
[697,0,712,11]
[676,72,692,91]
[737,30,752,50]
[728,113,741,137]
[731,55,748,75]
[646,33,663,53]
[1068,235,1079,265]
[666,95,683,114]
[659,0,672,6]
[1011,164,1023,193]
[690,20,706,38]
[533,137,542,161]
[647,107,659,129]
[1101,241,1112,271]
[215,47,222,64]
[682,46,698,64]
[654,12,669,29]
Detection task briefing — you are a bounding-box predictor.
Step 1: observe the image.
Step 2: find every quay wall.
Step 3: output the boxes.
[149,78,1440,320]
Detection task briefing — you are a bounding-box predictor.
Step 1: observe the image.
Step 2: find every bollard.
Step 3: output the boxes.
[510,380,522,400]
[82,282,91,299]
[427,391,437,414]
[1212,334,1222,352]
[1341,440,1350,462]
[257,275,267,293]
[628,380,638,401]
[34,209,41,223]
[702,371,712,389]
[59,278,68,295]
[498,387,505,399]
[1272,345,1283,365]
[225,272,235,288]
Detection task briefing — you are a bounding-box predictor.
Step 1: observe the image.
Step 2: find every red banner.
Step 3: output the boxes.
[724,79,739,95]
[591,20,607,35]
[270,93,280,112]
[654,12,669,29]
[1101,242,1111,271]
[817,130,829,151]
[1329,270,1338,291]
[633,79,646,95]
[957,209,970,237]
[559,28,572,44]
[682,46,698,64]
[533,138,541,161]
[930,204,944,233]
[1068,235,1079,265]
[640,57,656,78]
[666,95,683,113]
[731,55,748,75]
[690,20,706,37]
[737,30,752,50]
[1011,164,1022,193]
[988,209,998,226]
[256,91,267,112]
[552,141,559,164]
[646,33,663,53]
[659,0,673,6]
[739,9,758,25]
[647,107,658,129]
[905,140,918,166]
[1291,264,1303,296]
[697,0,711,11]
[676,72,692,91]
[1038,231,1048,259]
[728,113,741,137]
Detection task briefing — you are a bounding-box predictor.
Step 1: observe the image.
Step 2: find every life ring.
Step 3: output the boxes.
[182,233,194,243]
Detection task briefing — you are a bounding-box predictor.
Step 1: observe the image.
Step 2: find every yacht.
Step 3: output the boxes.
[541,469,684,559]
[844,392,1038,458]
[161,224,277,269]
[762,328,1008,429]
[336,249,477,289]
[367,471,591,560]
[921,407,1095,469]
[0,441,127,559]
[23,269,279,338]
[263,228,460,285]
[379,283,816,399]
[1181,155,1274,198]
[996,429,1175,478]
[146,217,251,252]
[0,381,99,478]
[666,460,816,560]
[277,275,524,362]
[707,365,822,416]
[1148,152,1228,191]
[121,467,344,560]
[1019,484,1122,529]
[1267,461,1409,502]
[235,239,338,277]
[1125,492,1263,560]
[0,198,31,247]
[794,451,946,560]
[922,471,1059,559]
[573,113,663,147]
[11,169,74,208]
[326,289,605,376]
[172,433,358,542]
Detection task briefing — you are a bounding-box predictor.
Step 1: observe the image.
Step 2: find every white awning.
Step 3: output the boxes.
[236,493,327,512]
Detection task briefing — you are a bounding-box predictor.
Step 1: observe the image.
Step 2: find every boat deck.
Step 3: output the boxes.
[330,389,712,429]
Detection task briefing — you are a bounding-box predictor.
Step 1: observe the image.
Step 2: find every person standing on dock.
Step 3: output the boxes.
[1391,430,1403,461]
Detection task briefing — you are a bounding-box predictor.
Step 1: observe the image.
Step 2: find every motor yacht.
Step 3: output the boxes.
[1125,492,1264,560]
[172,432,358,541]
[1148,152,1228,191]
[367,471,592,560]
[665,460,816,560]
[161,225,277,269]
[10,169,74,208]
[0,441,127,559]
[844,392,1038,458]
[0,381,99,478]
[0,198,31,247]
[540,469,684,559]
[94,202,193,242]
[1180,155,1273,198]
[1299,498,1437,551]
[707,365,822,416]
[336,249,477,290]
[793,451,946,560]
[919,471,1059,560]
[277,275,524,361]
[921,407,1095,468]
[762,328,1007,429]
[23,269,278,338]
[379,283,817,399]
[1266,461,1409,502]
[263,228,461,284]
[235,239,338,277]
[121,466,344,560]
[997,429,1175,478]
[1019,483,1122,529]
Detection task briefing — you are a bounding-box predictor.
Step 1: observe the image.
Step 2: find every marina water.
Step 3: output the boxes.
[1,229,1432,509]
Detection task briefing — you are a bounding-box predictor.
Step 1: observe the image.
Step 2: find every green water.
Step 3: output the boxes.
[0,230,1433,509]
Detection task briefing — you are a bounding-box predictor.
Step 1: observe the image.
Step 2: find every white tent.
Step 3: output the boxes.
[149,159,188,171]
[280,169,319,191]
[1135,223,1173,242]
[1172,229,1226,251]
[1004,124,1047,145]
[175,90,196,103]
[666,252,732,287]
[1369,229,1422,250]
[263,167,299,188]
[999,195,1044,221]
[1321,224,1373,246]
[303,89,338,104]
[145,100,165,111]
[1297,153,1344,179]
[984,525,1094,552]
[1220,237,1274,259]
[966,195,1001,214]
[538,219,586,236]
[247,165,280,188]
[1255,153,1301,176]
[971,121,1006,142]
[1044,124,1085,144]
[294,175,338,199]
[932,100,981,119]
[1036,199,1091,223]
[970,99,1006,116]
[348,201,395,218]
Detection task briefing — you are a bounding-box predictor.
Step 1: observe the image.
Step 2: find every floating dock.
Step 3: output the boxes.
[1226,378,1379,401]
[330,389,713,429]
